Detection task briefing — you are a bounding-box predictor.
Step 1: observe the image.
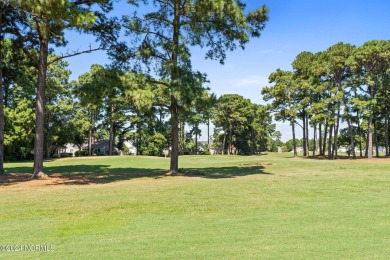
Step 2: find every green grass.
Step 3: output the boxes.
[1,154,390,259]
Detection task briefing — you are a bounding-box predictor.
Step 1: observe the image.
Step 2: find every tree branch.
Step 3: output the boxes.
[48,45,106,65]
[147,79,170,88]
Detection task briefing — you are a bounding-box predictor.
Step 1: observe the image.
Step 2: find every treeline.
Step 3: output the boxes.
[262,41,390,159]
[0,53,273,159]
[0,1,269,177]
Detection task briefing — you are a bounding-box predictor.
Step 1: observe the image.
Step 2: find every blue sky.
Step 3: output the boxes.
[61,0,390,141]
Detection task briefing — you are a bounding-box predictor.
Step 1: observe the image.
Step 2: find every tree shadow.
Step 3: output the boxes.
[181,165,271,179]
[306,155,389,160]
[1,164,271,186]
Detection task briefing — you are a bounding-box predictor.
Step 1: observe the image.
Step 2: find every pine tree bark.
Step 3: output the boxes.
[32,36,49,179]
[357,111,363,157]
[207,118,210,151]
[168,0,180,174]
[374,118,379,157]
[292,120,297,157]
[228,127,232,155]
[312,124,316,157]
[305,115,309,157]
[328,124,333,159]
[367,85,375,159]
[170,95,179,173]
[367,112,373,159]
[302,110,307,157]
[88,111,93,156]
[333,109,340,159]
[318,123,323,155]
[322,120,328,156]
[108,105,115,155]
[194,124,198,155]
[222,131,226,155]
[347,116,356,159]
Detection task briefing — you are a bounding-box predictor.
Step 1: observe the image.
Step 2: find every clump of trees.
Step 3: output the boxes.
[262,41,390,159]
[213,94,273,155]
[0,0,270,177]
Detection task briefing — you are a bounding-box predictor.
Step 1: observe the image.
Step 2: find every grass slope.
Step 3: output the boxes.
[1,154,389,259]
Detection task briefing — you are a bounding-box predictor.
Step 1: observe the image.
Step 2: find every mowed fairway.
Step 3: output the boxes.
[1,154,389,259]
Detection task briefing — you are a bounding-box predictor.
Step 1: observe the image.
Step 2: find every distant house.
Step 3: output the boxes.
[209,148,218,155]
[57,143,79,157]
[92,140,111,155]
[57,140,137,157]
[198,140,217,154]
[376,146,386,153]
[292,146,304,153]
[338,145,360,153]
[123,141,137,155]
[338,145,349,153]
[89,140,136,155]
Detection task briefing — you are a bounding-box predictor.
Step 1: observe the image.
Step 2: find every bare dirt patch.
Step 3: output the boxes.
[0,173,93,188]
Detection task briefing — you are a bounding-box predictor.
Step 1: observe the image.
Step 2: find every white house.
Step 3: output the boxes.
[57,143,79,156]
[123,141,137,155]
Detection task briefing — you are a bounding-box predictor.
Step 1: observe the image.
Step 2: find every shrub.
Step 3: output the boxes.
[60,153,73,158]
[143,133,167,156]
[282,146,289,152]
[75,150,88,157]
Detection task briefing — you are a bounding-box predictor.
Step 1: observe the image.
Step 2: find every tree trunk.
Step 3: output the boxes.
[222,131,226,155]
[0,12,4,174]
[136,115,141,155]
[302,111,307,157]
[333,109,340,159]
[159,108,163,133]
[328,124,333,159]
[374,118,379,157]
[357,112,363,157]
[312,124,316,157]
[322,120,328,156]
[109,121,114,156]
[88,111,93,156]
[367,84,375,159]
[207,118,210,151]
[367,112,373,159]
[32,38,49,179]
[318,123,322,156]
[305,115,309,157]
[108,105,115,156]
[169,1,180,174]
[169,96,179,174]
[251,127,255,155]
[194,124,198,155]
[347,116,356,159]
[292,121,297,157]
[228,127,232,155]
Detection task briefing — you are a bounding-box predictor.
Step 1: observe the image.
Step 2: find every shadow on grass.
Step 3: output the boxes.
[306,155,390,160]
[1,164,271,186]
